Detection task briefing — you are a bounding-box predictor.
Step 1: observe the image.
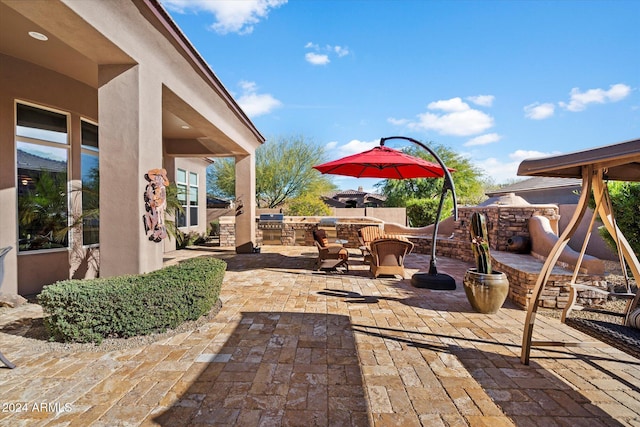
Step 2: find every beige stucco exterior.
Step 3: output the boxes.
[0,0,264,295]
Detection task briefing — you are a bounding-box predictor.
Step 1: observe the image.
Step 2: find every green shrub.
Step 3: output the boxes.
[37,256,226,344]
[175,230,207,249]
[589,181,640,258]
[406,197,453,227]
[285,193,332,216]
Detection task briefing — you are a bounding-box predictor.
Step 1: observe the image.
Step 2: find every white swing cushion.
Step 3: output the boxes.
[628,308,640,329]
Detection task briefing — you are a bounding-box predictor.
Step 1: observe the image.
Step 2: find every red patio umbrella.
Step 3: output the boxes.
[313,136,459,290]
[313,145,453,179]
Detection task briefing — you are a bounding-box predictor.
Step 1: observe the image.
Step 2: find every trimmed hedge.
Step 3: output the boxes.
[37,256,226,344]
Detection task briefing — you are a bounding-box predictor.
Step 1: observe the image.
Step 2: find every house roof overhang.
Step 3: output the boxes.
[517,138,640,182]
[0,0,265,156]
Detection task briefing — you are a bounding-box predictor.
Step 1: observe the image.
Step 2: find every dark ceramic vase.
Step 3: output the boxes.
[463,268,509,314]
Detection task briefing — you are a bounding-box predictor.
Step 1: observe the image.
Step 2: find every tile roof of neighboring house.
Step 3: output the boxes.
[486,177,582,197]
[321,196,347,208]
[17,149,66,173]
[329,189,387,201]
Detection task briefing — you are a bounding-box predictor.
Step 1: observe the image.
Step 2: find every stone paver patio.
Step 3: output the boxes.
[1,246,639,426]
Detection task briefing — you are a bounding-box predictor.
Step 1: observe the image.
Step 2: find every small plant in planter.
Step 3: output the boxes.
[463,212,510,314]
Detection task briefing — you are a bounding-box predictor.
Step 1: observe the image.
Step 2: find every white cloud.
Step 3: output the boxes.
[428,97,470,112]
[334,46,350,57]
[407,97,494,136]
[474,157,520,183]
[236,80,281,117]
[325,139,379,158]
[464,133,501,147]
[305,52,330,65]
[161,0,287,35]
[524,102,555,120]
[559,83,631,112]
[325,141,338,150]
[305,42,350,65]
[467,95,495,107]
[473,149,559,184]
[509,149,557,162]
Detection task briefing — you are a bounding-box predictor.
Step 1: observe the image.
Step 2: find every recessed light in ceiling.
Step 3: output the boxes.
[28,31,48,41]
[181,125,190,129]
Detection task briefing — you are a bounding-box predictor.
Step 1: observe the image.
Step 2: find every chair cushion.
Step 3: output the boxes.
[359,226,383,244]
[313,229,329,247]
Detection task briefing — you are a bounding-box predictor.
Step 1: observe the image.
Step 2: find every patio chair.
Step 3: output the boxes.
[357,226,384,249]
[357,225,384,261]
[313,229,349,271]
[369,237,414,279]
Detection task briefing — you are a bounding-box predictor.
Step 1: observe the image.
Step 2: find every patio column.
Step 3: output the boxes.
[235,154,256,253]
[98,64,164,276]
[0,97,17,294]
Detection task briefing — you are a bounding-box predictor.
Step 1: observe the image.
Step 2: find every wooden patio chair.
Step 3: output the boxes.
[357,225,384,261]
[369,237,414,279]
[313,229,349,271]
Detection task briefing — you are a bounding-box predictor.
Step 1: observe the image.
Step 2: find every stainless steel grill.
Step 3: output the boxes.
[258,214,284,245]
[318,217,338,240]
[318,217,337,227]
[257,213,284,230]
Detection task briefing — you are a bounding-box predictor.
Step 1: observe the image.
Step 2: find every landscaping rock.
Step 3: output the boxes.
[0,293,27,308]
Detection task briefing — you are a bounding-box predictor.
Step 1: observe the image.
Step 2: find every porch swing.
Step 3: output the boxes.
[518,138,640,364]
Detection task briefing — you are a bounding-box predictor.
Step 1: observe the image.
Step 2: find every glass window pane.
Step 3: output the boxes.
[177,169,187,184]
[17,141,68,251]
[177,184,187,203]
[17,104,68,144]
[189,172,198,186]
[177,210,186,228]
[190,207,198,226]
[189,186,198,205]
[81,121,98,149]
[81,152,99,245]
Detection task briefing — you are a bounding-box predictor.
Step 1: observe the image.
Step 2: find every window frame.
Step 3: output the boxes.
[15,101,71,254]
[80,118,99,247]
[176,168,199,229]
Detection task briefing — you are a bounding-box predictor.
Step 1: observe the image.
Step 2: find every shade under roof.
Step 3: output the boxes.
[517,138,640,182]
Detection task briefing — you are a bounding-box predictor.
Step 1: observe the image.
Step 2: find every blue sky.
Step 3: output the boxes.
[161,0,639,193]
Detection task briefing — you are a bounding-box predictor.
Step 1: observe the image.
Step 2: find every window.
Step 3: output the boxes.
[16,103,69,251]
[176,169,187,227]
[189,172,199,227]
[176,168,199,227]
[81,120,99,245]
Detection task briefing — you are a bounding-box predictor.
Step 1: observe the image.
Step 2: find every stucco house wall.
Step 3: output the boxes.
[0,0,263,295]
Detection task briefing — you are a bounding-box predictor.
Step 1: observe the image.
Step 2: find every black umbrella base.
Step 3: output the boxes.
[411,272,456,290]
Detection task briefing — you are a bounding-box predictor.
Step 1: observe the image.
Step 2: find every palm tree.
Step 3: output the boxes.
[18,171,68,250]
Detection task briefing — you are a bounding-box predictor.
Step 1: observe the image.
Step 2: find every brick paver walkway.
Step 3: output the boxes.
[1,246,639,426]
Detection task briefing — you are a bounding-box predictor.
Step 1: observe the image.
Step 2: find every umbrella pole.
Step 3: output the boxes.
[428,179,451,275]
[380,136,458,290]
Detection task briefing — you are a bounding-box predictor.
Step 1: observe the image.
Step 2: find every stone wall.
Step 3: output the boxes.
[492,251,607,309]
[218,205,609,309]
[218,217,236,247]
[220,205,559,255]
[451,205,558,252]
